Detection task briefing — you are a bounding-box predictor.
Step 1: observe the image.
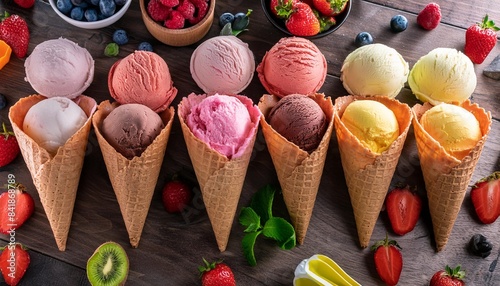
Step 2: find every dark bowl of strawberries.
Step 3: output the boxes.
[140,0,215,47]
[261,0,352,38]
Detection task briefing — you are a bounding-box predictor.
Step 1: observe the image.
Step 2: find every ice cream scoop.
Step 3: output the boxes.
[408,48,476,105]
[108,51,177,113]
[190,35,255,94]
[420,103,482,160]
[24,38,94,99]
[101,103,164,159]
[185,94,255,158]
[294,254,361,286]
[340,43,409,98]
[268,94,327,152]
[341,99,400,154]
[257,37,327,98]
[22,97,88,154]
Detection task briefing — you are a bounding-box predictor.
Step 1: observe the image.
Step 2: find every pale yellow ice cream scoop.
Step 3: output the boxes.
[341,100,399,154]
[408,48,476,105]
[420,103,482,160]
[340,44,409,98]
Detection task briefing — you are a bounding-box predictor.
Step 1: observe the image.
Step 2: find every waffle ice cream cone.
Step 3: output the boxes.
[8,94,97,251]
[258,93,334,245]
[412,101,491,251]
[92,100,174,248]
[333,95,412,248]
[177,94,261,252]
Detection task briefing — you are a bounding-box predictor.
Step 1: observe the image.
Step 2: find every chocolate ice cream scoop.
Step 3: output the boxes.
[268,94,327,152]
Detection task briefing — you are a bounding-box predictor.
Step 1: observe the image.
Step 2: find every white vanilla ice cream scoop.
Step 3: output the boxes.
[23,97,88,154]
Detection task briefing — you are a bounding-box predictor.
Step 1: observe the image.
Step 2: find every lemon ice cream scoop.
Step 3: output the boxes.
[293,254,360,286]
[341,100,400,154]
[408,48,476,105]
[420,103,482,160]
[340,44,409,98]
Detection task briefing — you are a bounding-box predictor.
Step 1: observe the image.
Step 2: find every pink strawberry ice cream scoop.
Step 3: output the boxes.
[24,38,94,99]
[257,37,327,98]
[190,35,255,94]
[108,51,177,113]
[179,93,261,158]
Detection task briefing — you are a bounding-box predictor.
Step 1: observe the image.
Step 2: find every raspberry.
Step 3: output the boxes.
[177,0,195,21]
[417,2,441,30]
[189,0,208,25]
[159,0,179,8]
[165,10,185,29]
[147,0,171,22]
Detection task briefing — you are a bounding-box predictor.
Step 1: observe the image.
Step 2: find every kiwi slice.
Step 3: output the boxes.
[86,241,129,286]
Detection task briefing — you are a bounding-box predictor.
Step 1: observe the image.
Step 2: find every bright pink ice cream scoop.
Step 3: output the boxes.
[256,37,327,98]
[182,93,261,158]
[108,51,177,113]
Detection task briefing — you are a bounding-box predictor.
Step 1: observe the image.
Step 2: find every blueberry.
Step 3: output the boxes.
[0,94,7,110]
[71,0,84,5]
[112,29,128,45]
[354,32,373,47]
[469,234,493,258]
[219,12,234,28]
[84,8,98,21]
[114,0,127,5]
[390,15,408,33]
[88,0,99,5]
[56,0,73,14]
[99,0,116,18]
[232,11,249,30]
[137,42,153,52]
[70,7,84,20]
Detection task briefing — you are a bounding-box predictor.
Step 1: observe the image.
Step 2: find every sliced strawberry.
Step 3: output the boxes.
[371,234,403,286]
[470,171,500,224]
[385,184,422,235]
[0,243,30,286]
[0,184,35,235]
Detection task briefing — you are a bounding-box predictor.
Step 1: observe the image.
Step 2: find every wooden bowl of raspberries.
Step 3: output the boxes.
[140,0,215,46]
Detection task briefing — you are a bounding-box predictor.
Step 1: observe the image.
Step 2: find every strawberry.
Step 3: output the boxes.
[0,243,30,286]
[199,258,236,286]
[0,184,35,235]
[277,2,320,36]
[470,171,500,224]
[416,2,441,30]
[270,0,296,18]
[14,0,35,9]
[464,15,500,64]
[147,0,172,22]
[385,184,422,235]
[161,177,192,213]
[0,12,29,58]
[0,123,20,168]
[430,265,465,286]
[371,234,403,286]
[312,0,348,17]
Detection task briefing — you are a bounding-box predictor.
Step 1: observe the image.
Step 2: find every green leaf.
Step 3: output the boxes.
[262,217,296,250]
[239,207,261,233]
[220,22,233,36]
[242,231,261,266]
[250,185,275,223]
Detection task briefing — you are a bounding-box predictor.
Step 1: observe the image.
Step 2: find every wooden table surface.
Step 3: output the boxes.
[0,0,499,285]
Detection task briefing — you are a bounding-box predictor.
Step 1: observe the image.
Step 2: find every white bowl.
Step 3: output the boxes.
[49,0,132,29]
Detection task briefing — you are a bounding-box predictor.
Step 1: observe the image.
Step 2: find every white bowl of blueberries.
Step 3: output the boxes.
[49,0,132,29]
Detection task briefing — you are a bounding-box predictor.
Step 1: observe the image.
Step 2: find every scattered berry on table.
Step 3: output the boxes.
[219,12,234,28]
[0,12,30,58]
[14,0,35,9]
[371,234,402,286]
[468,234,493,258]
[429,265,465,286]
[199,258,236,286]
[232,9,251,31]
[70,6,85,20]
[137,41,153,51]
[417,2,441,30]
[99,0,116,17]
[354,31,373,47]
[0,123,20,167]
[84,8,98,21]
[0,94,6,110]
[104,42,119,57]
[112,29,128,45]
[470,171,500,224]
[464,14,500,64]
[390,15,408,32]
[385,184,421,235]
[0,243,30,286]
[161,178,192,213]
[0,184,35,234]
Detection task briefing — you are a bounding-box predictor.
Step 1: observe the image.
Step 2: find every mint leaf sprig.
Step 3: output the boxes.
[239,185,296,266]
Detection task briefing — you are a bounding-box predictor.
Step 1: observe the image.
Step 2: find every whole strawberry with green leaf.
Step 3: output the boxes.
[312,0,348,17]
[0,123,20,167]
[430,265,465,286]
[199,258,236,286]
[464,14,499,64]
[0,12,30,58]
[277,1,320,36]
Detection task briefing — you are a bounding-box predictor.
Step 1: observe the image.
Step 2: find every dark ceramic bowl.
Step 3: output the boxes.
[261,0,352,39]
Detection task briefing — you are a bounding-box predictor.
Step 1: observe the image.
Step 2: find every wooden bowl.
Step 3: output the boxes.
[140,0,215,47]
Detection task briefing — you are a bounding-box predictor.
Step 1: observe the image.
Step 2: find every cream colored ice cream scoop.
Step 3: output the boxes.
[340,44,409,98]
[341,99,399,154]
[408,48,476,105]
[420,103,482,160]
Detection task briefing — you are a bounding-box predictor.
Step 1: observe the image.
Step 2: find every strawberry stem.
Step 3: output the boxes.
[479,14,500,31]
[445,265,465,280]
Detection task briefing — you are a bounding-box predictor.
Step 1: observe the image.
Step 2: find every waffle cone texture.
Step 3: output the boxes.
[412,101,491,251]
[258,93,334,245]
[92,100,174,248]
[8,94,97,251]
[178,94,261,252]
[333,95,412,248]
